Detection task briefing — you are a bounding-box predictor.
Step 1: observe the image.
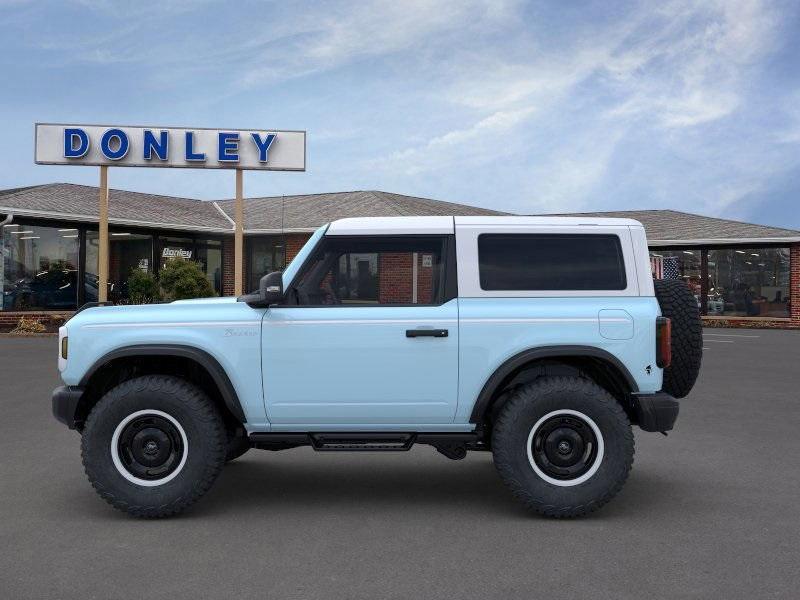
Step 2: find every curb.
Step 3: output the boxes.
[0,332,58,338]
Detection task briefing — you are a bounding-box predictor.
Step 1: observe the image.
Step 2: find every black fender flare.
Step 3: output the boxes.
[469,345,639,424]
[80,344,246,423]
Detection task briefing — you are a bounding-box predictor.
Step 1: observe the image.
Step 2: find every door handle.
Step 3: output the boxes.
[406,328,448,338]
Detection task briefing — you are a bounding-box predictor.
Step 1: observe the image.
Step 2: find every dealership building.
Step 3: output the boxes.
[1,182,799,328]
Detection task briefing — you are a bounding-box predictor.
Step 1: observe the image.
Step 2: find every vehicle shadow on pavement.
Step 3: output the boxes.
[192,450,683,521]
[53,449,685,522]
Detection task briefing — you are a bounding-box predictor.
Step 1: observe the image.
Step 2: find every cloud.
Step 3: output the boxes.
[377,106,535,175]
[1,0,799,227]
[368,0,796,217]
[238,0,520,88]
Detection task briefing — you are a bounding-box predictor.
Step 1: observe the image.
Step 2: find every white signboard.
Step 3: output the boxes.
[34,123,306,171]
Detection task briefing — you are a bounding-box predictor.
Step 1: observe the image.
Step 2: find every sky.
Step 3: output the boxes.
[1,0,799,228]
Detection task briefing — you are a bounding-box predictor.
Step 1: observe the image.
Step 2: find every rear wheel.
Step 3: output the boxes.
[81,375,226,518]
[492,376,634,518]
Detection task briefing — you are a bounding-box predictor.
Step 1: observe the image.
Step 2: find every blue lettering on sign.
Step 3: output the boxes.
[218,132,239,162]
[143,130,168,160]
[185,131,205,161]
[100,129,129,160]
[63,128,89,158]
[251,133,276,162]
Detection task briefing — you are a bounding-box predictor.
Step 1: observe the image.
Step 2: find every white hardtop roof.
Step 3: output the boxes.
[327,215,644,235]
[327,216,453,235]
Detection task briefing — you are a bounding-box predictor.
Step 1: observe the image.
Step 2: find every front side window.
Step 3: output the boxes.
[478,234,626,291]
[290,236,448,306]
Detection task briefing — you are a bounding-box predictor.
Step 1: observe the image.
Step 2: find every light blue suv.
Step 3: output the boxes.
[52,216,702,518]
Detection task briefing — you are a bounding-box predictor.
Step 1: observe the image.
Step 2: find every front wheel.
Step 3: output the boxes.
[81,375,226,518]
[492,376,634,518]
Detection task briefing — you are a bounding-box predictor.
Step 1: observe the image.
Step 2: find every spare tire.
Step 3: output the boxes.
[653,279,702,398]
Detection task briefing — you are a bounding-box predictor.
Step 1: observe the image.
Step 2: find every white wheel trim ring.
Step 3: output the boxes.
[110,409,189,487]
[526,409,605,487]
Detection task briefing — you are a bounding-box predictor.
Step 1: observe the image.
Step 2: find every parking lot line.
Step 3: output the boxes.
[704,333,760,338]
[705,339,733,343]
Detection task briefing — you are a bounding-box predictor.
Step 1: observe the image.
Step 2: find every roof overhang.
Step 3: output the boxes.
[650,237,800,246]
[0,206,231,234]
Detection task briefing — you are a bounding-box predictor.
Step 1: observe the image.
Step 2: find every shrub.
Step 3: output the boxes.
[11,316,46,334]
[159,259,215,301]
[127,269,161,304]
[48,315,68,327]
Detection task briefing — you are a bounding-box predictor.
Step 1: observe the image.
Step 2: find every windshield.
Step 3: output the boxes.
[281,224,329,290]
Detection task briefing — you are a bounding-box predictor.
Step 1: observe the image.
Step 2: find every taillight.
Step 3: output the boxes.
[656,317,671,368]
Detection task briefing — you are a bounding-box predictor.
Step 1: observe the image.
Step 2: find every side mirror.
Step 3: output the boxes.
[259,271,284,303]
[238,271,283,307]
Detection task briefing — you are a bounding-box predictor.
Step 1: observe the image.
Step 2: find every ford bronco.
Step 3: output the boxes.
[52,216,702,518]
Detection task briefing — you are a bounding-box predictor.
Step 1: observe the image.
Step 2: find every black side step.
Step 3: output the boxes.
[311,433,415,451]
[248,432,482,458]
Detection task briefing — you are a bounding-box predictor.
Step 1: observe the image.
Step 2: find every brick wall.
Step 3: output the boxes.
[378,252,435,304]
[224,233,311,296]
[791,243,800,323]
[0,311,71,326]
[222,237,235,296]
[284,234,311,264]
[379,253,412,303]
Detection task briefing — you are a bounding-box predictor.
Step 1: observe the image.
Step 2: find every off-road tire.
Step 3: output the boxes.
[81,375,226,518]
[225,429,251,462]
[492,376,634,518]
[654,278,702,398]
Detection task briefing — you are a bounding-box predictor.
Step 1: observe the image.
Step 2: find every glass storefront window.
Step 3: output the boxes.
[650,249,703,311]
[248,236,285,292]
[196,240,222,295]
[2,223,80,310]
[158,236,223,296]
[707,248,790,318]
[85,231,154,304]
[159,236,195,271]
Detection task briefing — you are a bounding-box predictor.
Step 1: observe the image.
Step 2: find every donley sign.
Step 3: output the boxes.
[33,122,306,300]
[35,123,306,171]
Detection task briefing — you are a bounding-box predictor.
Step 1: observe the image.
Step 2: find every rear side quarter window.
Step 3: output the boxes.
[478,233,627,291]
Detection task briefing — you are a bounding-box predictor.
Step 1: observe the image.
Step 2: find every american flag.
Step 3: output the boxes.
[651,256,680,279]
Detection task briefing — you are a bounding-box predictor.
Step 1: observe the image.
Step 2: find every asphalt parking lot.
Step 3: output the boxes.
[1,329,799,599]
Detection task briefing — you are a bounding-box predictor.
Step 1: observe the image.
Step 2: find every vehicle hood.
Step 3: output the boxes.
[170,297,239,305]
[65,296,259,328]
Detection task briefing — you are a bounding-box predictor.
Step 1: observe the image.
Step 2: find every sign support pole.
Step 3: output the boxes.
[98,166,109,303]
[234,168,244,296]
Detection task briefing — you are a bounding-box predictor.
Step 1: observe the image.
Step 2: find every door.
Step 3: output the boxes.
[261,234,459,426]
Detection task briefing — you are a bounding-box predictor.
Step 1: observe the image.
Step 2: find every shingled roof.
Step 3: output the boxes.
[214,190,504,231]
[0,184,502,233]
[0,183,230,232]
[1,184,798,243]
[553,209,800,245]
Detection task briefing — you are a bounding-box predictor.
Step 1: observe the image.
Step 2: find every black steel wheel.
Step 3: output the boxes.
[529,411,601,483]
[112,411,187,484]
[81,375,226,518]
[492,376,634,518]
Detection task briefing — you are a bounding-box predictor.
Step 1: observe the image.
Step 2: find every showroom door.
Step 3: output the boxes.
[261,235,458,426]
